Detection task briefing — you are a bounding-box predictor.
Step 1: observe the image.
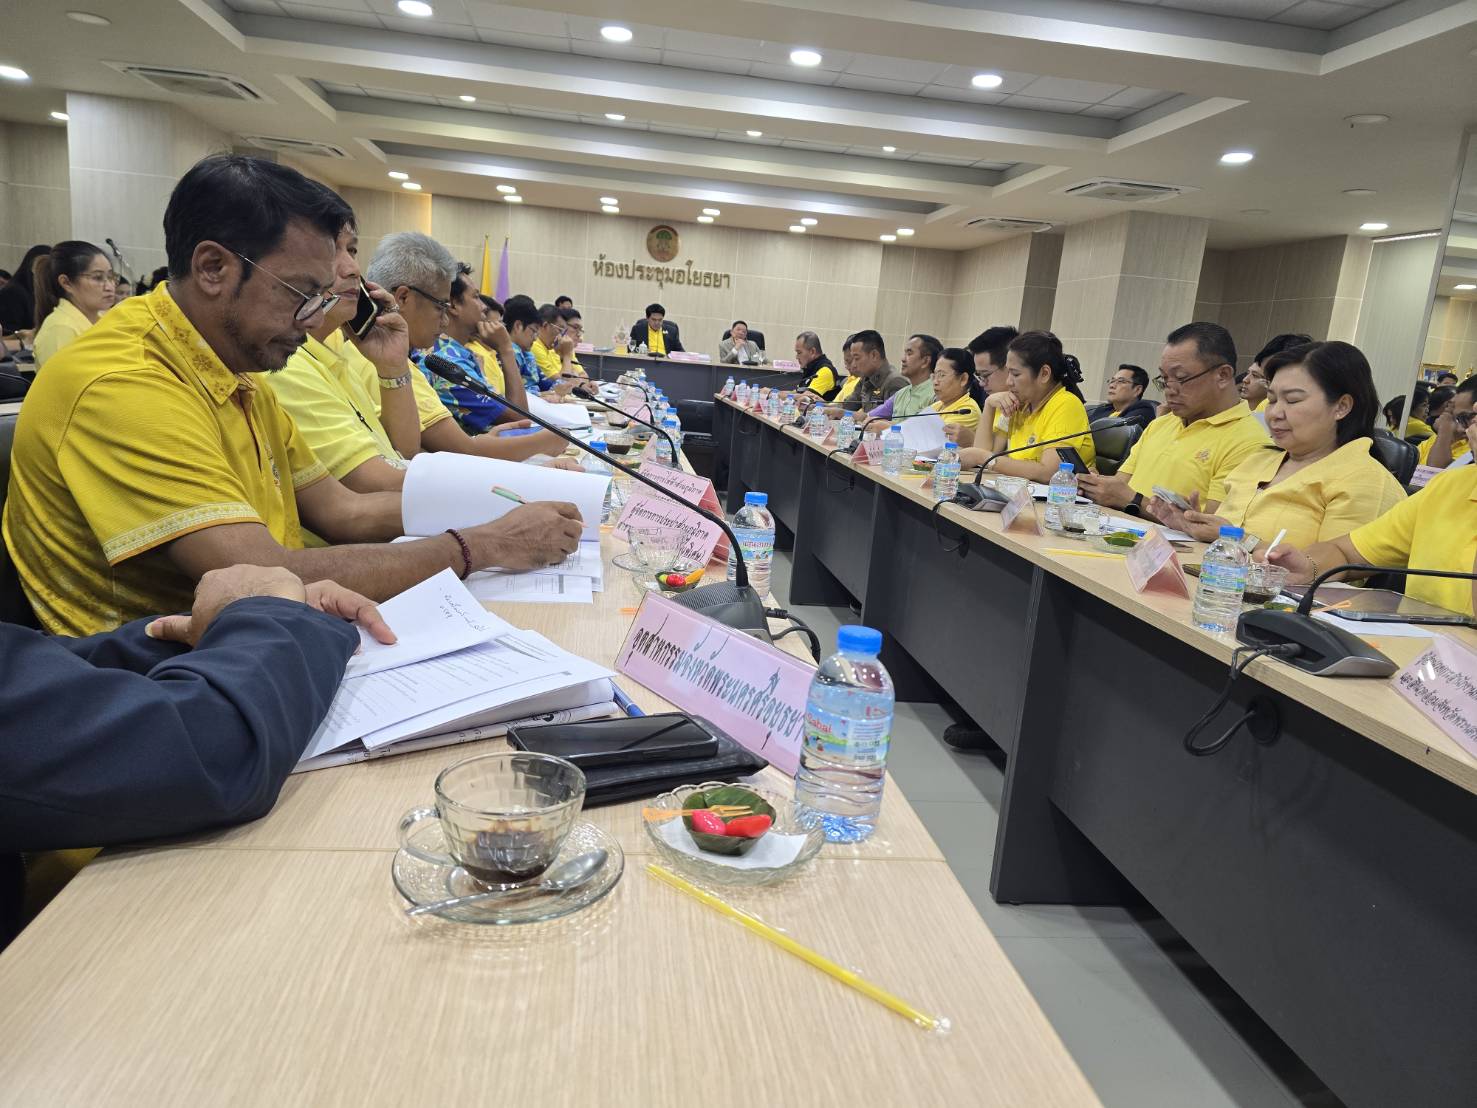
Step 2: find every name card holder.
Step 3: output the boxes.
[999,486,1041,535]
[1125,526,1190,596]
[634,461,729,562]
[1393,635,1477,758]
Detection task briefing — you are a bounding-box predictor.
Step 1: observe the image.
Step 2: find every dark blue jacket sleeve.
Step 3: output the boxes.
[0,596,358,852]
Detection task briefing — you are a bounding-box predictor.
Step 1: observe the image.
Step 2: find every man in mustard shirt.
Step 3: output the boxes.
[531,303,584,393]
[1079,322,1268,513]
[3,155,583,635]
[1417,376,1474,469]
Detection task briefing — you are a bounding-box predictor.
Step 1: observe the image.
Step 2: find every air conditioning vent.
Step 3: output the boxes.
[966,217,1054,232]
[107,63,266,102]
[1059,178,1194,203]
[238,135,350,159]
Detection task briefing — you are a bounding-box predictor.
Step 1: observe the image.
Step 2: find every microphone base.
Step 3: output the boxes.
[953,483,1009,512]
[668,581,772,642]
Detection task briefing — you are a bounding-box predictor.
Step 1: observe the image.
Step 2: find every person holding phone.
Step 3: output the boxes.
[958,330,1094,481]
[1145,341,1405,550]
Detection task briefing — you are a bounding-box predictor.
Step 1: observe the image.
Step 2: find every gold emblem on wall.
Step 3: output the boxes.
[646,224,680,262]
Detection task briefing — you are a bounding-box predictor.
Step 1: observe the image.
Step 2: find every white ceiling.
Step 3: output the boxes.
[1,0,1475,252]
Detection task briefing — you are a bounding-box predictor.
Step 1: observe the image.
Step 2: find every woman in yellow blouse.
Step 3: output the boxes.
[31,241,115,369]
[1148,341,1404,551]
[959,330,1094,481]
[928,347,982,437]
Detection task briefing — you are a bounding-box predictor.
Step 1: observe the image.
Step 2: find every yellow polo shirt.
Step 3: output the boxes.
[1217,439,1406,551]
[267,335,404,480]
[1350,464,1477,615]
[1004,385,1095,468]
[929,394,982,433]
[834,375,861,404]
[32,297,93,370]
[321,331,449,433]
[531,337,562,380]
[468,339,507,394]
[647,327,666,356]
[2,285,326,635]
[1121,402,1268,506]
[1254,397,1268,414]
[1406,418,1434,440]
[1416,434,1471,466]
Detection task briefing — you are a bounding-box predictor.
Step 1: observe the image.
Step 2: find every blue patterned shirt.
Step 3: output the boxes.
[414,337,505,434]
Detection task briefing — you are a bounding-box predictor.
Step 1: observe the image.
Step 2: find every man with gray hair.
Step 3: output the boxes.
[793,330,839,402]
[366,231,457,355]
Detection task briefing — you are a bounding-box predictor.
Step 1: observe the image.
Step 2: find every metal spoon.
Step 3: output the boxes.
[405,849,608,918]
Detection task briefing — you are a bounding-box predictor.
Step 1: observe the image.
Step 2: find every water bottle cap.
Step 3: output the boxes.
[943,442,958,452]
[1059,461,1073,471]
[837,624,883,655]
[590,440,607,449]
[744,491,769,506]
[1219,526,1245,540]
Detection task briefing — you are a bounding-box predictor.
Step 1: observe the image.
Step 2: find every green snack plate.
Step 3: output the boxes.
[682,785,776,856]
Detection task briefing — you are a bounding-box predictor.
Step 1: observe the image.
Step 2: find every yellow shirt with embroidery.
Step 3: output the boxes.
[834,375,861,404]
[1003,385,1095,468]
[2,284,326,635]
[322,331,449,433]
[267,335,404,480]
[647,327,666,356]
[1121,402,1269,506]
[1217,439,1406,551]
[32,297,93,370]
[1350,464,1477,616]
[467,339,507,394]
[929,393,982,433]
[1416,433,1471,466]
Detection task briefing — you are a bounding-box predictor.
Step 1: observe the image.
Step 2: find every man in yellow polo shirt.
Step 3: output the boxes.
[531,303,584,393]
[3,155,582,635]
[1079,322,1267,513]
[1416,377,1474,469]
[630,302,682,356]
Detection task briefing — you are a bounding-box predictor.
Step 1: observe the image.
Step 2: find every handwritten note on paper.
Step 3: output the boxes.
[617,592,814,775]
[1000,486,1040,535]
[1126,526,1190,597]
[1393,636,1477,758]
[346,569,511,678]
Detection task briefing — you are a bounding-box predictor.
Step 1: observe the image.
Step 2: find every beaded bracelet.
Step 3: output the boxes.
[444,528,473,580]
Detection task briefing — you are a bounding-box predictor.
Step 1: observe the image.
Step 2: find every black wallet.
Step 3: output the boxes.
[579,731,769,807]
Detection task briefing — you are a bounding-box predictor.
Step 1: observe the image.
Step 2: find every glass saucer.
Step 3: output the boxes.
[393,820,623,925]
[642,781,824,886]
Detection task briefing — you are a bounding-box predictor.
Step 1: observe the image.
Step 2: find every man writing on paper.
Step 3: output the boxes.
[4,155,581,636]
[1077,322,1267,515]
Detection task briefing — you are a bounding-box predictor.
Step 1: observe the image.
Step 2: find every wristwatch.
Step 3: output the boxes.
[1237,532,1262,555]
[378,370,414,390]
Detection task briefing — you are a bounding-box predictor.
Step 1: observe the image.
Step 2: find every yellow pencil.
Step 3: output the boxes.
[1044,547,1122,559]
[646,863,946,1032]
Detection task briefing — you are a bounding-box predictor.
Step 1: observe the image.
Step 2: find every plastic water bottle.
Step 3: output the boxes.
[722,375,735,397]
[806,403,828,439]
[781,393,797,423]
[584,441,616,521]
[727,491,775,596]
[766,391,780,419]
[654,419,677,466]
[736,380,750,406]
[882,425,906,476]
[836,411,857,452]
[933,442,960,502]
[1194,526,1251,635]
[662,414,682,455]
[1045,461,1077,529]
[794,625,895,843]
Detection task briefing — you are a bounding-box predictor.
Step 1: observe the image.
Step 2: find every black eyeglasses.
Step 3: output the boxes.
[1154,364,1223,392]
[1455,410,1476,430]
[233,252,338,323]
[408,286,451,315]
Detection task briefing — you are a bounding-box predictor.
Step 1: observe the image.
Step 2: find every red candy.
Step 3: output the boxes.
[688,810,727,835]
[722,814,773,839]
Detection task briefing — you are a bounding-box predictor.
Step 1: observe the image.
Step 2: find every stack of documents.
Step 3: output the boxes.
[465,539,604,604]
[295,570,616,772]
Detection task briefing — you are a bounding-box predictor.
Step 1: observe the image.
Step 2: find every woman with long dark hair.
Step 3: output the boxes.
[32,241,116,369]
[0,244,52,336]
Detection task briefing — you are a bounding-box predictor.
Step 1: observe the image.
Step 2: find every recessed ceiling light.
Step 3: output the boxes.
[882,145,896,153]
[788,224,806,233]
[746,129,763,137]
[799,217,817,226]
[496,184,517,194]
[1359,221,1389,231]
[1455,283,1477,290]
[401,181,422,191]
[1344,113,1390,125]
[789,48,823,67]
[396,0,433,16]
[896,227,914,236]
[600,24,633,43]
[879,234,897,242]
[1219,150,1254,165]
[1343,188,1377,196]
[1241,208,1270,215]
[599,196,618,205]
[49,111,68,122]
[388,170,409,180]
[702,208,720,216]
[605,112,626,121]
[504,195,523,203]
[696,215,714,223]
[459,94,476,102]
[971,72,1003,89]
[601,204,620,214]
[0,65,29,82]
[66,11,111,25]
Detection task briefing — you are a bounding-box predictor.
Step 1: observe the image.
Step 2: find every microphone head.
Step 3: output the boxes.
[423,352,471,387]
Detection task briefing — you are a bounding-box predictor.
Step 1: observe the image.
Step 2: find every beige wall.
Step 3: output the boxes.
[1424,296,1477,376]
[1351,235,1443,414]
[66,93,231,282]
[945,233,1061,345]
[0,122,71,273]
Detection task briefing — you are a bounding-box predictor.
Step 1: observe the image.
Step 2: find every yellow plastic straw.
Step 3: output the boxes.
[646,863,945,1032]
[1044,547,1122,559]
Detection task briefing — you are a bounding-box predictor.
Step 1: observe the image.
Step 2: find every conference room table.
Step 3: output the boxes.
[579,350,800,408]
[715,395,1477,1108]
[0,536,1100,1105]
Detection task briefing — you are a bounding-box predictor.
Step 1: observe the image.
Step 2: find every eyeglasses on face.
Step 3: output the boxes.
[407,286,451,315]
[232,251,339,323]
[1154,364,1222,392]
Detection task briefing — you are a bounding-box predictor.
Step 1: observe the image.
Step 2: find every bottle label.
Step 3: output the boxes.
[805,704,890,762]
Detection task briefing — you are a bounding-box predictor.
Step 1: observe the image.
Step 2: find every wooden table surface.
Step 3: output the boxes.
[0,530,1100,1107]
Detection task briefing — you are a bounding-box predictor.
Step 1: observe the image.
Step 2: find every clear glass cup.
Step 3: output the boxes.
[1245,561,1291,603]
[993,474,1029,502]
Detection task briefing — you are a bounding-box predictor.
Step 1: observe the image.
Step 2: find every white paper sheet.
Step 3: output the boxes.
[526,392,591,429]
[900,412,946,456]
[345,569,512,678]
[654,816,809,869]
[465,572,595,604]
[1312,611,1438,639]
[472,539,604,591]
[401,451,609,540]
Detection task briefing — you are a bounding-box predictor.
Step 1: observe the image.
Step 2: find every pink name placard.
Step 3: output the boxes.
[634,461,729,561]
[999,485,1040,534]
[615,494,725,567]
[617,592,814,775]
[1393,635,1477,759]
[1126,526,1190,596]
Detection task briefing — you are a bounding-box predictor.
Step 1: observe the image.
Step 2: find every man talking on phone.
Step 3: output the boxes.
[1078,322,1267,515]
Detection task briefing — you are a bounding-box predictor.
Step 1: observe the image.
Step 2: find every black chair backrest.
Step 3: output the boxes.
[1371,430,1418,487]
[0,413,39,627]
[676,399,714,437]
[720,328,766,350]
[1090,417,1142,477]
[0,373,28,401]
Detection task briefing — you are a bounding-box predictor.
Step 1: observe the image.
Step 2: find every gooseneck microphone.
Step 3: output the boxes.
[953,418,1130,510]
[566,380,677,459]
[423,354,771,640]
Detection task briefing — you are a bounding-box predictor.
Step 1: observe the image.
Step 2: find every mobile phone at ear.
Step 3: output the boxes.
[347,279,380,339]
[1152,485,1192,511]
[1055,446,1091,474]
